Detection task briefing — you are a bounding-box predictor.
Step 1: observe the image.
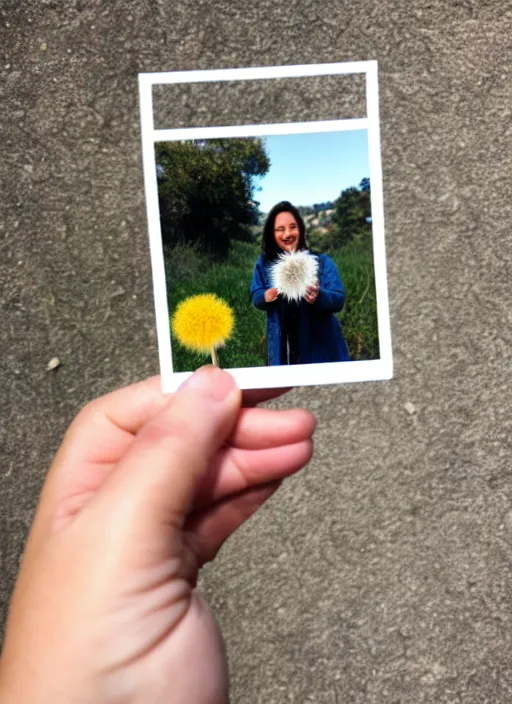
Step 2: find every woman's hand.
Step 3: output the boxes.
[305,281,320,304]
[264,287,279,303]
[0,366,315,704]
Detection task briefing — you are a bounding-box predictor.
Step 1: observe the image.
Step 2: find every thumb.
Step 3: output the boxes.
[94,366,241,538]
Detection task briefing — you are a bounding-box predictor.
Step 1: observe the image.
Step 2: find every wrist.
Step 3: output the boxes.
[0,663,19,704]
[0,656,78,704]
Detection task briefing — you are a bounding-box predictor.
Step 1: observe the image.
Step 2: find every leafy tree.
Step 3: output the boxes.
[156,138,270,258]
[332,180,371,247]
[312,201,334,215]
[359,178,372,221]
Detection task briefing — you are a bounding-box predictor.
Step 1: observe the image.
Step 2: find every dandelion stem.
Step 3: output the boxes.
[210,346,219,367]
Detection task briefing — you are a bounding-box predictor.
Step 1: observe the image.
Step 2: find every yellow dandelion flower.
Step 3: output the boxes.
[171,293,234,365]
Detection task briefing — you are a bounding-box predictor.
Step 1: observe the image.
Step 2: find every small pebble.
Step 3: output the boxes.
[404,401,416,415]
[47,357,61,371]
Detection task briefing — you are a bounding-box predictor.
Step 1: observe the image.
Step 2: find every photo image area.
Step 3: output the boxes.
[156,129,377,374]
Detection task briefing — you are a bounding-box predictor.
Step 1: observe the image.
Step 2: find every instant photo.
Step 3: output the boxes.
[139,62,392,391]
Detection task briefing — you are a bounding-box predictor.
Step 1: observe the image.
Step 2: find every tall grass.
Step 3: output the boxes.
[164,233,379,372]
[329,231,379,360]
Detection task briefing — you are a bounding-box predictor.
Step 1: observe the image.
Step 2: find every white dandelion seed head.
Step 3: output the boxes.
[269,250,319,301]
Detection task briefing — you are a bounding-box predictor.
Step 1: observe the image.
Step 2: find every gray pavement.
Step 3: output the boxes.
[2,1,512,702]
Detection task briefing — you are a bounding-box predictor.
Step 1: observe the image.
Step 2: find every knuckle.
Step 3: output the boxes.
[139,413,195,450]
[72,398,101,428]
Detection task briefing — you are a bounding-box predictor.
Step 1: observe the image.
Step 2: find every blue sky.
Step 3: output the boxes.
[253,130,369,213]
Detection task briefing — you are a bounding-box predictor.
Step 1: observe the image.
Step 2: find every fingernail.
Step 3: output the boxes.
[177,366,237,401]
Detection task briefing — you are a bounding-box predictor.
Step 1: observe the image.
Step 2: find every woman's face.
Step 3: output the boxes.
[273,211,300,253]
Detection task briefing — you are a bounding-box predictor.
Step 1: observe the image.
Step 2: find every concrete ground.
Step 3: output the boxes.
[1,1,512,702]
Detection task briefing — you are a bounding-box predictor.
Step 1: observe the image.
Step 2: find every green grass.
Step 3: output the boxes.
[164,234,379,372]
[329,231,380,361]
[165,241,267,371]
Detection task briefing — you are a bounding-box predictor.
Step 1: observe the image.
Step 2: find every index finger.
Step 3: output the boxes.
[72,376,290,444]
[84,375,166,435]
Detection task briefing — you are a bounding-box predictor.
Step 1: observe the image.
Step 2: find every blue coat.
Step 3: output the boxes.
[250,252,351,365]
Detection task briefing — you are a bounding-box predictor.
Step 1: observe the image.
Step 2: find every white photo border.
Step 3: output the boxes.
[138,61,392,393]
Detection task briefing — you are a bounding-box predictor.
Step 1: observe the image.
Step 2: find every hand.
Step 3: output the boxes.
[305,281,319,304]
[0,366,315,704]
[264,287,279,303]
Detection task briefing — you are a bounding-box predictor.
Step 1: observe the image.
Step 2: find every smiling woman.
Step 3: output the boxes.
[250,201,351,366]
[274,211,301,251]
